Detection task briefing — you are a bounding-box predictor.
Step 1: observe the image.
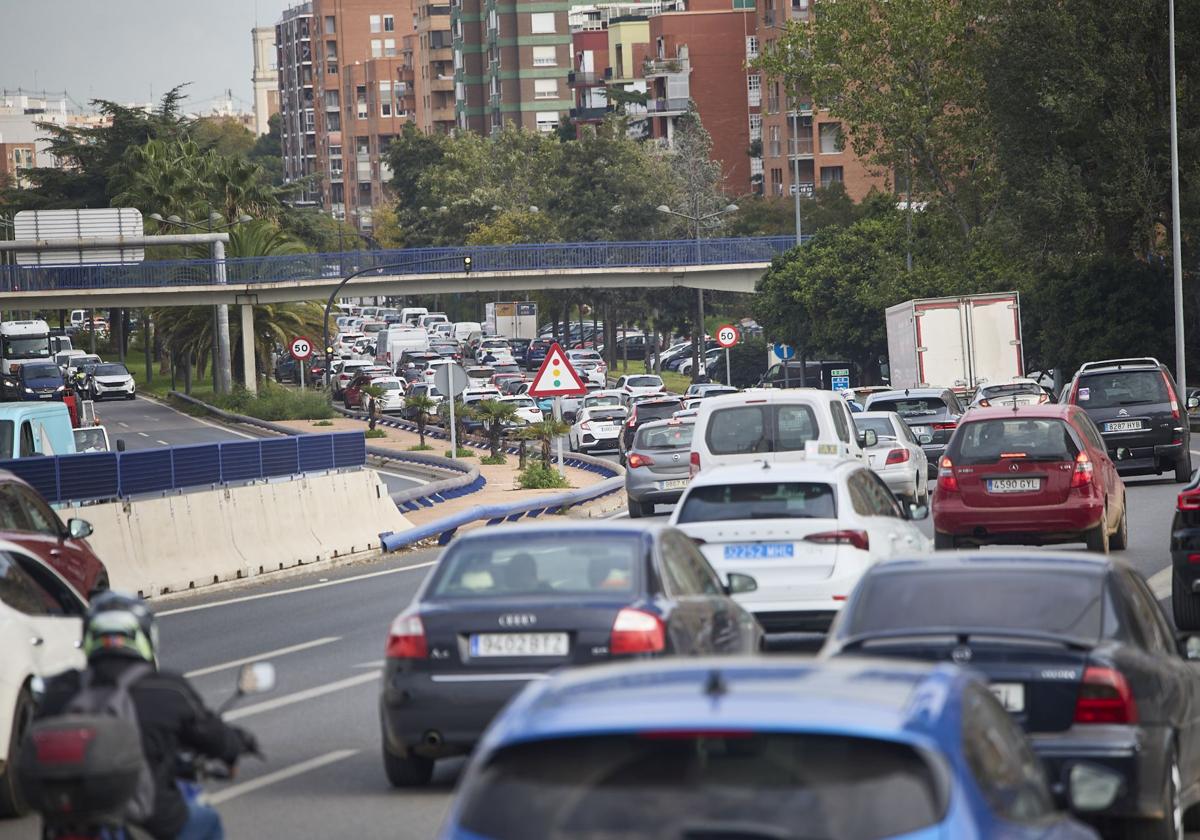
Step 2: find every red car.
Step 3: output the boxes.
[0,470,109,597]
[932,404,1128,553]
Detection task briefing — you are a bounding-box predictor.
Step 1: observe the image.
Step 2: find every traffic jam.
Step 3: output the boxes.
[299,295,1200,839]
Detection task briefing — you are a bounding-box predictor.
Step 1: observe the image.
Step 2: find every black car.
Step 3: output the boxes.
[863,388,964,477]
[379,522,762,787]
[618,396,684,460]
[823,551,1200,836]
[274,357,300,384]
[508,338,532,361]
[1062,358,1192,481]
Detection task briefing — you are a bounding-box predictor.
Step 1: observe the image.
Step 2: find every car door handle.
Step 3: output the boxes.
[30,636,43,646]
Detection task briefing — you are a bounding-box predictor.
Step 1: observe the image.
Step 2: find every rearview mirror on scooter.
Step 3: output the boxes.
[237,662,276,696]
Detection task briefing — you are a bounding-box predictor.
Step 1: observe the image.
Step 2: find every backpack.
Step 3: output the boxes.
[19,663,157,826]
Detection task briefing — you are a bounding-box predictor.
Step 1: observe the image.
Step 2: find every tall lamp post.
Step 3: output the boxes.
[656,203,739,382]
[150,212,252,395]
[1168,0,1186,396]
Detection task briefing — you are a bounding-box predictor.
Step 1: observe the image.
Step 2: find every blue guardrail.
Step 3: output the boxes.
[0,431,366,504]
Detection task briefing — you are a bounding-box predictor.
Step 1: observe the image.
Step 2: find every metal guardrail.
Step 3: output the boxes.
[0,236,799,292]
[0,432,366,504]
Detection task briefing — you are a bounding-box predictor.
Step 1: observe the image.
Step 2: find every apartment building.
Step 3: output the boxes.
[452,0,573,134]
[416,0,455,133]
[276,4,321,206]
[0,142,35,188]
[252,26,282,135]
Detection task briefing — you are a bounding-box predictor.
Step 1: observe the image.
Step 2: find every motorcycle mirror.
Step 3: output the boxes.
[237,662,277,696]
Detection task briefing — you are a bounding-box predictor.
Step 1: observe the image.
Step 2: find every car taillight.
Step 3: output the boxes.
[385,611,427,659]
[1178,488,1200,511]
[580,421,592,430]
[627,415,638,428]
[932,422,957,431]
[804,530,870,551]
[610,608,665,655]
[937,456,959,492]
[1162,371,1180,419]
[1074,666,1137,724]
[1071,451,1094,488]
[689,451,700,477]
[977,399,991,407]
[1038,393,1050,404]
[627,452,654,469]
[1067,379,1080,404]
[885,448,910,465]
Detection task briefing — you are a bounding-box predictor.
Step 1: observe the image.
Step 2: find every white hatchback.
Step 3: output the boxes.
[668,457,930,641]
[569,405,627,453]
[615,374,664,404]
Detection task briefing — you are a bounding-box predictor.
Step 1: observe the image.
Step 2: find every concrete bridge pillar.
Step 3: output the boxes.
[240,303,257,395]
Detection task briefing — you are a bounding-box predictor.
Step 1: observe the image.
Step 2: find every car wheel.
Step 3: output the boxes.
[1174,568,1200,631]
[1110,502,1129,551]
[1124,753,1182,840]
[1085,506,1110,554]
[344,396,352,409]
[933,532,956,551]
[382,744,434,788]
[1176,452,1193,483]
[88,572,111,601]
[626,495,644,518]
[0,686,33,817]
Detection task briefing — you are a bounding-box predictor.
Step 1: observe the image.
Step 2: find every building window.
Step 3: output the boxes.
[530,12,556,33]
[380,81,393,116]
[820,166,844,186]
[746,36,759,59]
[371,39,383,58]
[384,14,395,30]
[768,124,780,157]
[533,46,557,66]
[770,167,783,196]
[534,79,558,99]
[326,111,341,131]
[370,14,382,32]
[819,122,842,154]
[324,15,336,34]
[747,74,761,107]
[384,38,396,55]
[357,85,368,119]
[733,0,754,8]
[748,113,762,141]
[535,111,559,132]
[326,40,338,60]
[324,90,340,109]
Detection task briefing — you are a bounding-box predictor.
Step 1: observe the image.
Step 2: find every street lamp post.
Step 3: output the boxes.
[1168,0,1186,396]
[656,203,739,382]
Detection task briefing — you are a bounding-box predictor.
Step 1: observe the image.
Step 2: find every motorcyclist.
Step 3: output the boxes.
[36,592,258,840]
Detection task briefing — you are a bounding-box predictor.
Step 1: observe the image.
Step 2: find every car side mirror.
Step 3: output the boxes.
[726,573,758,595]
[906,502,930,521]
[66,518,93,540]
[918,433,933,444]
[237,661,277,696]
[1189,397,1200,410]
[116,439,127,452]
[1177,634,1200,661]
[858,429,878,448]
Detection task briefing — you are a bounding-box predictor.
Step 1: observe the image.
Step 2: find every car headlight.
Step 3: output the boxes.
[23,387,34,394]
[55,385,65,392]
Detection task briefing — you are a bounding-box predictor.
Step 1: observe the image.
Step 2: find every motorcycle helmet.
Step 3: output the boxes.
[82,591,159,664]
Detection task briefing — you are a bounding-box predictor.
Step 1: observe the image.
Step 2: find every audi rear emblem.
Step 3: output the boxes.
[498,613,537,627]
[951,646,972,664]
[1009,462,1020,472]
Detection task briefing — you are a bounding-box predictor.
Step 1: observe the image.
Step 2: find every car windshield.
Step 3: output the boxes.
[677,482,837,523]
[854,418,896,440]
[585,396,622,408]
[375,379,404,391]
[507,398,535,408]
[628,376,662,388]
[457,733,943,840]
[980,383,1042,399]
[1077,370,1169,409]
[22,363,62,379]
[3,337,51,359]
[494,365,521,375]
[0,421,12,455]
[635,402,682,423]
[848,569,1105,642]
[467,368,494,377]
[635,424,693,450]
[706,404,819,455]
[952,418,1079,465]
[868,397,948,417]
[429,533,641,598]
[93,364,129,377]
[74,427,109,452]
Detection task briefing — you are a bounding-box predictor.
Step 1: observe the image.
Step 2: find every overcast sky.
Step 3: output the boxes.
[0,0,295,113]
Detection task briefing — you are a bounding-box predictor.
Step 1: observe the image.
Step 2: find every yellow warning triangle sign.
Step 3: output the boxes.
[527,342,588,397]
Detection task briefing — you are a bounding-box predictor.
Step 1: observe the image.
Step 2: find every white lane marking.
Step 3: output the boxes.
[156,440,169,446]
[156,561,438,617]
[224,672,380,722]
[353,660,384,669]
[137,432,150,438]
[118,422,129,428]
[376,468,429,486]
[1149,565,1172,600]
[184,637,341,678]
[186,412,260,440]
[207,749,359,805]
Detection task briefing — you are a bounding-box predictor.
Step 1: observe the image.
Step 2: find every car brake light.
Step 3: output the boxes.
[932,422,957,431]
[804,530,870,551]
[977,399,991,407]
[1189,553,1200,564]
[385,611,427,659]
[627,452,654,469]
[937,456,959,492]
[689,451,700,477]
[580,421,592,430]
[1179,488,1200,511]
[1162,371,1180,420]
[627,414,638,428]
[610,608,665,655]
[885,448,910,465]
[1074,666,1137,724]
[1038,393,1050,404]
[1071,451,1094,488]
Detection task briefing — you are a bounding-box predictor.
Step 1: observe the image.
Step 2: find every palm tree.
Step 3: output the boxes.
[523,418,570,468]
[469,399,519,459]
[405,393,437,447]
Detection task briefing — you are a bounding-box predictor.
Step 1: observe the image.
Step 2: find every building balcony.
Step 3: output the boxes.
[788,136,814,157]
[646,97,689,115]
[430,106,456,122]
[568,69,611,87]
[430,76,455,92]
[642,57,688,77]
[427,46,453,61]
[570,105,612,121]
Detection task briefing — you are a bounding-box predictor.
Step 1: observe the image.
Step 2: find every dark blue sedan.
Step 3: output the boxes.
[16,361,65,401]
[379,522,761,787]
[440,657,1098,839]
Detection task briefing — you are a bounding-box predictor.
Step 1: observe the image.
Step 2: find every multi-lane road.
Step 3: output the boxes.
[5,463,1190,839]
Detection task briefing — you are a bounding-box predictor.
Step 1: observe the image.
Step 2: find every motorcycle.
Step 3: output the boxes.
[24,661,275,840]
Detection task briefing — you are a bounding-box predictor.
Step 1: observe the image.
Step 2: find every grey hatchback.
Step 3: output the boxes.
[624,419,693,518]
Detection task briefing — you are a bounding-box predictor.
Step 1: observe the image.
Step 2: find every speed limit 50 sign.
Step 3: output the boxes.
[715,324,740,348]
[289,336,314,360]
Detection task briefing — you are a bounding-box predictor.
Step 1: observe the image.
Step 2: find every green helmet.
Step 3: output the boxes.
[82,591,158,664]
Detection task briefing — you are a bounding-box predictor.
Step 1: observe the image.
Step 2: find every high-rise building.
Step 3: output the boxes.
[416,0,455,133]
[252,26,282,135]
[276,3,320,206]
[452,0,572,134]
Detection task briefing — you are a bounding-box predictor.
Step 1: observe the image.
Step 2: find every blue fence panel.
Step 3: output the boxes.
[332,432,366,468]
[118,449,173,496]
[219,441,263,483]
[0,457,60,502]
[57,453,119,501]
[297,435,335,473]
[171,443,222,488]
[260,437,300,477]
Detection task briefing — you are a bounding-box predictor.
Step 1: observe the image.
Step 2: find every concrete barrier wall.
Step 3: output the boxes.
[67,469,410,598]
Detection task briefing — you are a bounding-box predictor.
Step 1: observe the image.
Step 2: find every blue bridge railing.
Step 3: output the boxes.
[0,431,367,504]
[0,236,800,293]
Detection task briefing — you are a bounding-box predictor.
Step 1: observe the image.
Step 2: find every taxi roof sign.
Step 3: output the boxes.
[527,342,588,398]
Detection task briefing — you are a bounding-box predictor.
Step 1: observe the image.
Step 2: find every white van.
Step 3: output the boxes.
[375,327,430,367]
[689,389,871,476]
[453,321,482,343]
[418,313,449,332]
[399,307,429,327]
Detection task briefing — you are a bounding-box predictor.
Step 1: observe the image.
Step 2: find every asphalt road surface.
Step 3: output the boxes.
[5,465,1192,840]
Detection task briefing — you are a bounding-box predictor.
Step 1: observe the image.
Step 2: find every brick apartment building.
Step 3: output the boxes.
[0,142,35,188]
[415,0,456,133]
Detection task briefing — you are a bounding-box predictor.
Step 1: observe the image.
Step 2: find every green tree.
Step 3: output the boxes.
[469,399,519,459]
[404,393,437,447]
[523,418,570,468]
[191,116,256,158]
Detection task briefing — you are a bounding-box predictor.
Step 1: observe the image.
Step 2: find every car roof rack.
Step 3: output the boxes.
[1078,357,1161,372]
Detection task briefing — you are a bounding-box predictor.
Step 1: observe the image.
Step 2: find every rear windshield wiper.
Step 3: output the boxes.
[839,626,1094,651]
[682,821,822,840]
[1116,399,1155,406]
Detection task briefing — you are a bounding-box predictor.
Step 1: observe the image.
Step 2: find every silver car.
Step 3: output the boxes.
[853,411,930,504]
[624,419,694,518]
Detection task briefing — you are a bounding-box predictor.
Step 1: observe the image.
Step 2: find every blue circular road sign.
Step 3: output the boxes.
[773,342,796,360]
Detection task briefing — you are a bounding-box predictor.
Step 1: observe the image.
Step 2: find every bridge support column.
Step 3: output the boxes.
[240,303,257,395]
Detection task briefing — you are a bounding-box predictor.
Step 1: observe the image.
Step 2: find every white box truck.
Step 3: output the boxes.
[885,292,1024,390]
[484,301,538,339]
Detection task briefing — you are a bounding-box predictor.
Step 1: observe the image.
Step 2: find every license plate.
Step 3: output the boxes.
[989,682,1025,713]
[987,478,1041,493]
[469,633,569,658]
[1104,420,1143,432]
[724,543,795,560]
[912,426,931,437]
[660,479,689,490]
